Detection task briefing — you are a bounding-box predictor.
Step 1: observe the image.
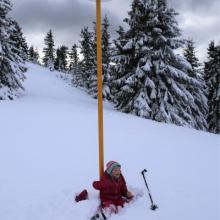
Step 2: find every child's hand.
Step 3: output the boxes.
[127,191,133,198]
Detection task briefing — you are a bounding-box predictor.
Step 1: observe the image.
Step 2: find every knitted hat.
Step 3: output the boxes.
[106,161,121,175]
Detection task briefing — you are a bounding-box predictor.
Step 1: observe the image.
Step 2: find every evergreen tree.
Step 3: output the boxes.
[184,39,201,76]
[0,0,26,100]
[102,15,112,100]
[183,39,208,130]
[54,48,61,71]
[111,0,207,130]
[87,22,98,98]
[69,44,81,86]
[204,41,220,134]
[54,45,68,72]
[79,27,96,90]
[9,20,28,61]
[28,46,39,64]
[83,18,112,99]
[69,44,79,71]
[43,29,55,70]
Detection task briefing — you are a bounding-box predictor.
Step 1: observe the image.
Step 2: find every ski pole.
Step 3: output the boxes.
[141,169,158,211]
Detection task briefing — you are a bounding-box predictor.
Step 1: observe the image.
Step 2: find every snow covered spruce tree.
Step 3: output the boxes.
[43,29,55,70]
[184,39,203,78]
[86,22,98,97]
[0,0,26,100]
[69,44,81,86]
[183,39,208,130]
[28,46,39,64]
[102,15,112,100]
[54,45,68,72]
[111,0,207,130]
[204,41,220,134]
[79,26,96,90]
[9,20,28,61]
[88,18,113,99]
[80,18,112,99]
[69,44,79,71]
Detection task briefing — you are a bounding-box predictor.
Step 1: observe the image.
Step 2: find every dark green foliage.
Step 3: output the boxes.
[9,20,28,61]
[54,45,69,72]
[183,39,208,130]
[69,44,81,87]
[204,41,220,134]
[69,44,79,71]
[77,17,112,99]
[43,29,55,70]
[28,46,40,64]
[102,15,112,100]
[79,27,96,90]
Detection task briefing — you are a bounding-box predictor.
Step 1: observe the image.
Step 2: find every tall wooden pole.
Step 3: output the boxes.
[96,0,104,179]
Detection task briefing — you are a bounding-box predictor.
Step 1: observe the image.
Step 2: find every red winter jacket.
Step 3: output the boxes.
[93,171,128,203]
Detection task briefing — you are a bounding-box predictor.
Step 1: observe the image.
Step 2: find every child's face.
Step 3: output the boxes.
[112,167,121,179]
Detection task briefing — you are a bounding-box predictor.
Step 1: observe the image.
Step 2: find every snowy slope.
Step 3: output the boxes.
[0,63,219,220]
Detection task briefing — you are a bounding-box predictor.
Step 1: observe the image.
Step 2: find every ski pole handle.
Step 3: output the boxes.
[141,169,150,191]
[141,169,147,175]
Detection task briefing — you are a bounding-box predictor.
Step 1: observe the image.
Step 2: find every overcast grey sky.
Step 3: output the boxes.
[10,0,220,61]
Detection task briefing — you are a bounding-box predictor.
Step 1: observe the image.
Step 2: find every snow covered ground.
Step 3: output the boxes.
[0,63,219,220]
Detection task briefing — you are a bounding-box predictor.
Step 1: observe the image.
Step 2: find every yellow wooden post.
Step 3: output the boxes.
[96,0,104,179]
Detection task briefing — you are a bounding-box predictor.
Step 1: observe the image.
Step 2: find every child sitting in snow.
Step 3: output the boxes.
[93,161,133,214]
